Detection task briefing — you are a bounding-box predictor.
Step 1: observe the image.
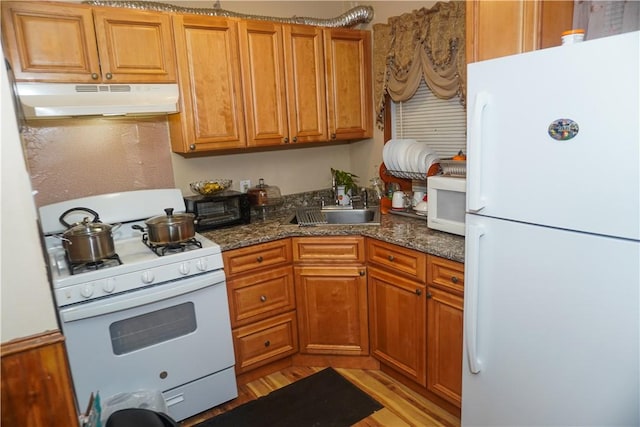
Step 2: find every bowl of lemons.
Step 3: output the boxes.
[190,179,232,196]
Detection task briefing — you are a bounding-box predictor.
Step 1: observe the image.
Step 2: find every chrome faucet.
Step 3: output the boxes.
[331,170,338,205]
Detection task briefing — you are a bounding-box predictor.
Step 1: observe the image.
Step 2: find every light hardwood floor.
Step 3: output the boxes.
[180,367,461,427]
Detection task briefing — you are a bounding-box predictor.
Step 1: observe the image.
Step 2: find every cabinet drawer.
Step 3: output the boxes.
[427,255,464,294]
[227,265,295,327]
[366,238,426,283]
[223,239,292,277]
[292,236,364,263]
[233,311,298,374]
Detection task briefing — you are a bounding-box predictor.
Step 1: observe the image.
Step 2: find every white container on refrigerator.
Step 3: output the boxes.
[463,31,640,426]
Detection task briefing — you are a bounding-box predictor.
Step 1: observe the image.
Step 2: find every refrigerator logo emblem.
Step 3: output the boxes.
[548,119,579,141]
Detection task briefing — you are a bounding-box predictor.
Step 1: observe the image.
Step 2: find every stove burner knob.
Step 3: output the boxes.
[141,270,155,284]
[80,283,95,298]
[103,279,116,294]
[179,263,191,275]
[196,258,208,272]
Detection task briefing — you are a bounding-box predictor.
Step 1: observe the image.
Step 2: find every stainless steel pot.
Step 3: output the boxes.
[59,207,119,263]
[134,208,195,245]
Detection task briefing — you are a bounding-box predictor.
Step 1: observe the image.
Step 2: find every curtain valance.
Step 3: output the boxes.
[373,1,466,128]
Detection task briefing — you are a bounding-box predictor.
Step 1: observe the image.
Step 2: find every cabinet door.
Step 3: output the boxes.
[170,14,246,153]
[368,266,427,386]
[238,20,289,147]
[466,0,574,63]
[294,265,369,356]
[427,286,463,407]
[1,2,101,82]
[92,7,177,83]
[283,24,328,144]
[324,28,373,141]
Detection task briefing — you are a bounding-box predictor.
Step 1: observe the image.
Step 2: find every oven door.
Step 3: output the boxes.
[59,270,235,413]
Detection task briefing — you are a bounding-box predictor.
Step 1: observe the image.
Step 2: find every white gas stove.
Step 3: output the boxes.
[45,221,222,307]
[39,189,237,422]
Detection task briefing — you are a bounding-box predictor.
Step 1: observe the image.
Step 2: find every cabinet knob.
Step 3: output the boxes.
[189,144,196,151]
[260,295,267,302]
[105,72,113,80]
[331,133,337,139]
[292,136,297,143]
[415,288,422,296]
[359,270,365,276]
[283,137,289,143]
[451,276,459,284]
[426,292,432,299]
[264,340,271,347]
[387,255,395,261]
[91,73,99,80]
[256,256,263,263]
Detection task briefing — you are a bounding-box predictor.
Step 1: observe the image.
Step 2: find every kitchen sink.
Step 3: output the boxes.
[288,207,380,226]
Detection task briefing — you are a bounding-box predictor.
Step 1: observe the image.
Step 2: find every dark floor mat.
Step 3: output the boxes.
[196,368,383,427]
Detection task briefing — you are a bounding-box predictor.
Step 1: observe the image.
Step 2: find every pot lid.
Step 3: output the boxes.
[64,217,113,236]
[146,208,195,226]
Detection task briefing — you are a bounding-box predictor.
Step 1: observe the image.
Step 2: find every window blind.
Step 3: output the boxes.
[391,80,466,159]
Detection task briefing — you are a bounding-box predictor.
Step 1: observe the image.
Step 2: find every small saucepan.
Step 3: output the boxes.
[59,207,120,263]
[133,208,196,245]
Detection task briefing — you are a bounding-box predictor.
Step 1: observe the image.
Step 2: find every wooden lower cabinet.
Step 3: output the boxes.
[426,285,463,407]
[368,265,427,386]
[294,265,368,355]
[292,237,369,356]
[223,240,298,375]
[426,255,465,408]
[1,331,79,427]
[233,311,298,374]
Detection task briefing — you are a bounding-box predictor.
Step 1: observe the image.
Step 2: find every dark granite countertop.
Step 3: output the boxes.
[201,208,465,263]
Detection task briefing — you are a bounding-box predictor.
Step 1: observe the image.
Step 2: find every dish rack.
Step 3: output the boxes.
[384,162,441,180]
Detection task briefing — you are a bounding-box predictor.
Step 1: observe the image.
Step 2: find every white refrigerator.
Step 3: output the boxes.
[463,31,640,426]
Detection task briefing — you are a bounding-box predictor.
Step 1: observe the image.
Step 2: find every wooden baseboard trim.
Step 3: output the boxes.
[291,353,380,370]
[380,364,461,418]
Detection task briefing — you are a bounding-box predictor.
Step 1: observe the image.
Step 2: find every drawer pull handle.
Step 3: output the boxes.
[451,276,459,284]
[415,288,422,296]
[260,295,267,302]
[256,256,263,263]
[388,255,395,261]
[264,340,271,347]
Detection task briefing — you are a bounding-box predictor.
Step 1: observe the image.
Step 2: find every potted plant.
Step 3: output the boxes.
[331,168,359,206]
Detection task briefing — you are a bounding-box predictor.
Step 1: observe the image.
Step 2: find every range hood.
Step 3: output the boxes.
[16,82,179,119]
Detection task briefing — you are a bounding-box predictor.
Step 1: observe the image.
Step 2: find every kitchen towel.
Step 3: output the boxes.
[196,367,382,427]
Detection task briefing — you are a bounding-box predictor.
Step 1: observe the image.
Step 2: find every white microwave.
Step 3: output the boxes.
[427,176,466,236]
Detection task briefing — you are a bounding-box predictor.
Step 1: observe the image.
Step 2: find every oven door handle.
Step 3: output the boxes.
[60,270,225,322]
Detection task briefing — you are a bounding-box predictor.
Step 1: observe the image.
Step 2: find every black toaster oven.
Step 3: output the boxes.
[184,190,250,231]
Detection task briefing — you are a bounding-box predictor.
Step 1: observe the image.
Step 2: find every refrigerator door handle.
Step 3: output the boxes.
[467,91,489,213]
[465,222,484,374]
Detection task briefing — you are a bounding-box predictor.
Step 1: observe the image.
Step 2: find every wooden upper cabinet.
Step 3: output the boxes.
[324,28,373,141]
[283,24,328,144]
[466,0,574,63]
[238,20,289,147]
[91,7,177,83]
[169,14,246,153]
[2,2,100,82]
[1,2,176,83]
[238,21,327,147]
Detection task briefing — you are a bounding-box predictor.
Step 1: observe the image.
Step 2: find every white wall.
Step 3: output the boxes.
[1,46,58,342]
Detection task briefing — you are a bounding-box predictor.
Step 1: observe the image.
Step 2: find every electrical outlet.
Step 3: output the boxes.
[240,180,251,193]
